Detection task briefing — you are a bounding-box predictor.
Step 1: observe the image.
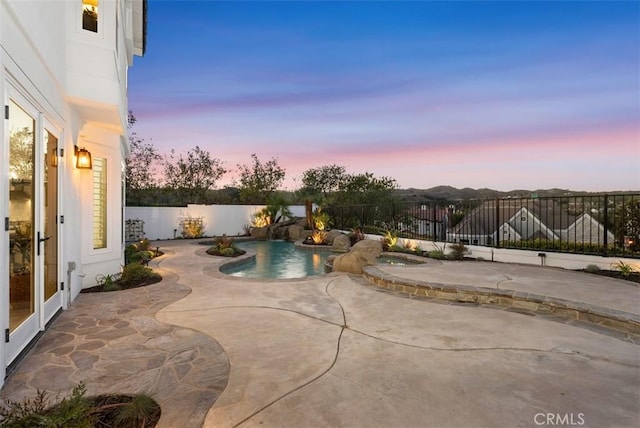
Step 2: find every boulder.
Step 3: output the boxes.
[332,251,377,274]
[287,224,305,241]
[325,230,343,244]
[351,239,383,258]
[332,234,351,252]
[250,226,269,240]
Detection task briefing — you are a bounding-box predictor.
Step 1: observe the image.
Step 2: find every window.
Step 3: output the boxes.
[82,0,98,32]
[93,157,107,249]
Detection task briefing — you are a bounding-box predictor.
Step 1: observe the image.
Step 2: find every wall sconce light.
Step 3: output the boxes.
[74,145,92,169]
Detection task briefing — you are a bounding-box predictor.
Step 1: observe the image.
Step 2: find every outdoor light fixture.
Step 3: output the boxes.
[74,145,92,169]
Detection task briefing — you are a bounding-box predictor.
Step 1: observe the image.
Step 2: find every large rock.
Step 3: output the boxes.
[332,251,377,274]
[332,234,351,252]
[325,230,343,244]
[351,239,383,257]
[286,224,305,241]
[250,226,269,240]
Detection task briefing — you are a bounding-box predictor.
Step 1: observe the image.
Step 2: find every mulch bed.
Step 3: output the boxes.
[80,277,163,293]
[580,269,640,284]
[205,248,246,257]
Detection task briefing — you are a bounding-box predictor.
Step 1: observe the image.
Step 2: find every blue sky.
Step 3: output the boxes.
[128,1,640,191]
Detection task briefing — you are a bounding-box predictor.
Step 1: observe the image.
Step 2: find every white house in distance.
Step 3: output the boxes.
[0,0,146,388]
[448,199,615,247]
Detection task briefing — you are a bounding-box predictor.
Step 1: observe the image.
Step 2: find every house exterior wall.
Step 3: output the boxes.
[1,0,144,388]
[562,214,616,245]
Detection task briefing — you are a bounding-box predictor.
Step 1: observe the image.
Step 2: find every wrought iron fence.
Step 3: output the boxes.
[327,193,640,258]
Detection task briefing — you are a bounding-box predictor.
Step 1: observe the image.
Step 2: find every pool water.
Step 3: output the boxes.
[221,240,423,280]
[222,240,330,279]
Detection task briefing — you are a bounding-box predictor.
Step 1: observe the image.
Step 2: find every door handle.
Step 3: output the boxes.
[37,232,50,256]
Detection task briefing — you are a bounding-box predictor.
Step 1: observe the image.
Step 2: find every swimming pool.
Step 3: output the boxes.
[221,240,423,280]
[222,240,330,279]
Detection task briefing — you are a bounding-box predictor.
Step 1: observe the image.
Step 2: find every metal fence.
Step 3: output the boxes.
[328,193,640,258]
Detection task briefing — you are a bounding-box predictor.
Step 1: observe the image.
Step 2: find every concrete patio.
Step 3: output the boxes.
[1,239,639,427]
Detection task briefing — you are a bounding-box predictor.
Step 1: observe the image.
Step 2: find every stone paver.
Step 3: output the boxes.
[2,239,639,428]
[0,252,229,427]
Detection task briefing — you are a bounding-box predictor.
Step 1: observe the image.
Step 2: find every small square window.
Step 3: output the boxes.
[82,0,98,32]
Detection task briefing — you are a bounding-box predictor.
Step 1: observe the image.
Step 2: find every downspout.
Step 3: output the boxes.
[67,261,76,307]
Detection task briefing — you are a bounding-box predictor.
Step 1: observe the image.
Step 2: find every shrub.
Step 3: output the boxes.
[585,264,601,273]
[403,240,418,252]
[312,208,330,231]
[219,247,236,257]
[428,250,445,260]
[611,260,637,277]
[120,263,161,286]
[215,234,235,250]
[252,209,271,227]
[447,243,468,260]
[138,239,151,251]
[180,216,205,238]
[128,250,153,265]
[311,231,327,244]
[0,383,161,428]
[0,383,94,427]
[381,230,398,250]
[95,274,121,292]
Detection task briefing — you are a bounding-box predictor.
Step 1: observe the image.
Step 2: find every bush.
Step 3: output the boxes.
[215,234,235,250]
[180,216,205,238]
[0,383,94,427]
[95,274,121,292]
[585,264,601,273]
[138,239,151,251]
[428,250,445,260]
[205,235,246,257]
[447,243,468,260]
[120,264,161,286]
[611,260,637,277]
[0,383,161,427]
[219,247,236,257]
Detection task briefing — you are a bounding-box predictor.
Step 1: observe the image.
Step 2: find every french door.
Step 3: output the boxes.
[6,93,61,364]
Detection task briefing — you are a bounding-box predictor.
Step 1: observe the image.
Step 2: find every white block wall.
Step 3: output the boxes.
[126,204,308,240]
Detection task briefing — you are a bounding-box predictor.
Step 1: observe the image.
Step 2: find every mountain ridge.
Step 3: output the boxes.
[394,186,638,202]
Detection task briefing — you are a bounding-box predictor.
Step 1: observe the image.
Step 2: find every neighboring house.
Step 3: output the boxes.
[398,205,450,239]
[1,0,146,387]
[449,199,614,246]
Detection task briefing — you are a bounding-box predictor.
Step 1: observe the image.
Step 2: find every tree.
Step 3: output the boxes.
[333,172,398,206]
[326,172,399,230]
[237,154,286,203]
[253,193,293,226]
[9,127,33,180]
[125,112,161,200]
[163,146,227,204]
[614,199,640,252]
[299,164,347,202]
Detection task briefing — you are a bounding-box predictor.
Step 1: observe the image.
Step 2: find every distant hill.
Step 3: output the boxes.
[393,186,633,202]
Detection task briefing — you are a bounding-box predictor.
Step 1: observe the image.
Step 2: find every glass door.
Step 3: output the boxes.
[42,124,61,324]
[7,98,39,363]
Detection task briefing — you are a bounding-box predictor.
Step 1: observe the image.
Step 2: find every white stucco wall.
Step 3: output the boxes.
[369,235,640,272]
[126,204,308,240]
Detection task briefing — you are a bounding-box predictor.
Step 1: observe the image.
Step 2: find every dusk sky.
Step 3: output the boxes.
[128,1,640,192]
